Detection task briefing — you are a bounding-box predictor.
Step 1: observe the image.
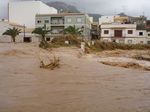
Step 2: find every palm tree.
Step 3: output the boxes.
[32,25,50,43]
[32,25,51,48]
[3,27,21,43]
[63,25,82,36]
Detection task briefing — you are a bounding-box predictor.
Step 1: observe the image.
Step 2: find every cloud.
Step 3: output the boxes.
[43,0,150,18]
[1,0,150,19]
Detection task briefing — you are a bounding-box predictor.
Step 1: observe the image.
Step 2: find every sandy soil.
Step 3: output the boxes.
[0,43,150,112]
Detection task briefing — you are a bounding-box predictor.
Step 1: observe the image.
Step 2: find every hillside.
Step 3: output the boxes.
[46,1,80,13]
[46,1,101,22]
[88,14,102,22]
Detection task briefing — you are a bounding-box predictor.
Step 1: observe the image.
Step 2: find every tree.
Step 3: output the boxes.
[32,25,50,42]
[63,25,82,36]
[3,27,21,43]
[32,25,51,48]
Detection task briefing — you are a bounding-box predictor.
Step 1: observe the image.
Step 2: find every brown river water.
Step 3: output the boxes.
[0,43,150,112]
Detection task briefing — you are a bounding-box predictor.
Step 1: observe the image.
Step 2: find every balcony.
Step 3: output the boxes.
[51,18,64,26]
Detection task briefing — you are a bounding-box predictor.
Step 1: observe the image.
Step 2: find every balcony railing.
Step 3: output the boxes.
[51,19,64,25]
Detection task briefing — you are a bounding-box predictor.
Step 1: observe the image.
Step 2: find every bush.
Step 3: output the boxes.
[133,54,150,61]
[86,41,150,53]
[100,61,142,69]
[39,41,49,49]
[40,56,60,70]
[51,35,81,47]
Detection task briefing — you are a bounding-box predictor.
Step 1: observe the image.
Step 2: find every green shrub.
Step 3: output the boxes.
[51,35,81,47]
[86,41,150,53]
[39,41,49,49]
[40,56,60,70]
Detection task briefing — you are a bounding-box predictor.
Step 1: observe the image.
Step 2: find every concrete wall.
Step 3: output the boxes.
[101,24,137,38]
[101,37,149,44]
[0,34,40,43]
[0,21,39,43]
[101,24,136,29]
[9,1,57,28]
[99,16,119,25]
[124,37,148,44]
[101,29,137,38]
[136,30,147,37]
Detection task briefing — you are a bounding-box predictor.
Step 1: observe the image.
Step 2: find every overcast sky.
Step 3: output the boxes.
[1,0,150,19]
[43,0,150,18]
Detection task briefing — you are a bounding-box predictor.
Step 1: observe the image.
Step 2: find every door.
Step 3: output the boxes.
[114,30,123,38]
[24,37,32,43]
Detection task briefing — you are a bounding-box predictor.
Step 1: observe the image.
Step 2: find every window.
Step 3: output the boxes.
[128,30,133,34]
[45,20,49,23]
[67,18,72,23]
[37,20,41,24]
[77,18,82,23]
[104,30,109,34]
[128,40,132,44]
[139,32,143,36]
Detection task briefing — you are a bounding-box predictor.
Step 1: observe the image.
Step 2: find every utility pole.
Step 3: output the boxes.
[23,24,26,38]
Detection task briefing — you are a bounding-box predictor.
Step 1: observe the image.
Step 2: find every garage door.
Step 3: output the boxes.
[24,37,32,43]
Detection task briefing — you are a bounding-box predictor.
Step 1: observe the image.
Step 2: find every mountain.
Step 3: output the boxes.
[118,12,128,17]
[46,1,80,13]
[46,1,101,22]
[88,14,102,22]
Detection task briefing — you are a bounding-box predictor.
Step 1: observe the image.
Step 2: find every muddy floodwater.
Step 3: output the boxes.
[0,43,150,112]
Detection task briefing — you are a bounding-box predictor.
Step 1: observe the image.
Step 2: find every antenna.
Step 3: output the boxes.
[143,12,145,16]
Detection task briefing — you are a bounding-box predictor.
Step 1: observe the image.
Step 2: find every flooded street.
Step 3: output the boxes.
[0,43,150,112]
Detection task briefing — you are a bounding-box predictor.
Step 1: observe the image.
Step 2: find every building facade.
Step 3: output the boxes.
[99,16,116,25]
[0,0,22,19]
[36,13,92,39]
[101,23,150,44]
[9,1,57,28]
[0,20,40,43]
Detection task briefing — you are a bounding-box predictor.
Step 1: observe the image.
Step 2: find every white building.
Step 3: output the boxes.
[101,23,150,44]
[0,20,40,43]
[0,0,21,19]
[99,15,129,25]
[89,17,94,23]
[9,1,58,28]
[99,16,119,25]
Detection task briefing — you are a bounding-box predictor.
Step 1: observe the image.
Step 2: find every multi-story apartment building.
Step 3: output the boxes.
[101,23,150,44]
[35,13,92,39]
